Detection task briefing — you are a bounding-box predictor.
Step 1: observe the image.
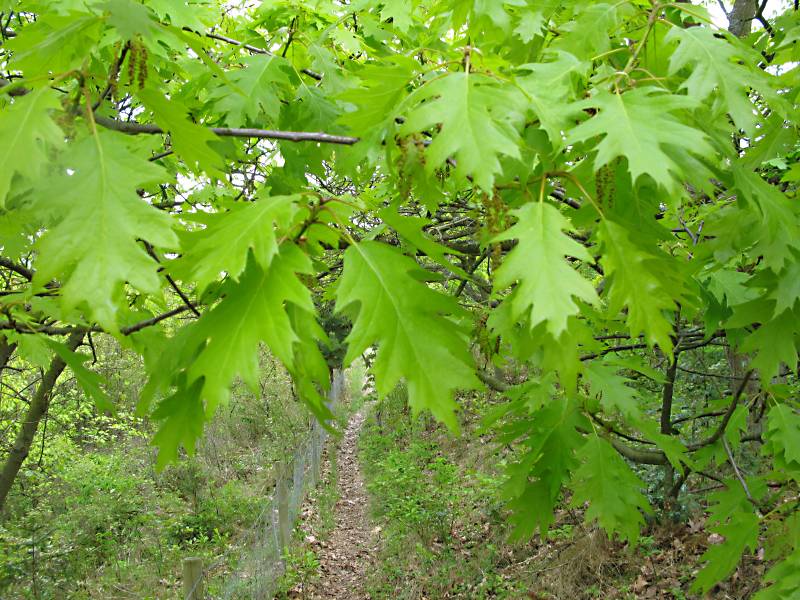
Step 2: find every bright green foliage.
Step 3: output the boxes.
[500,395,585,539]
[516,51,587,145]
[210,55,292,127]
[138,88,225,176]
[48,341,114,413]
[569,433,651,544]
[172,193,303,291]
[2,0,800,594]
[584,361,642,420]
[185,246,321,411]
[32,132,177,331]
[493,202,597,337]
[150,379,206,468]
[0,87,63,207]
[597,220,680,355]
[765,403,800,478]
[568,88,713,191]
[665,27,776,133]
[398,72,523,191]
[336,241,478,429]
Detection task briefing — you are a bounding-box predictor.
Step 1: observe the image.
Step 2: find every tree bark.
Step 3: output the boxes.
[728,0,757,37]
[660,356,679,508]
[0,331,84,514]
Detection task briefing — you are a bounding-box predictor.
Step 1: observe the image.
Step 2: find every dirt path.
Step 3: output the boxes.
[307,408,376,599]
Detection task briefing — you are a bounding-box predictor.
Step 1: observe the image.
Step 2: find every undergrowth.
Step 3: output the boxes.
[357,386,765,600]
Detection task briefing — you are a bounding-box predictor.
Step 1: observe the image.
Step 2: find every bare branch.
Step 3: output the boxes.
[94,115,360,145]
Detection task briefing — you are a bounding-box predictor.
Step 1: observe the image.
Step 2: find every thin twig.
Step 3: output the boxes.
[200,30,323,80]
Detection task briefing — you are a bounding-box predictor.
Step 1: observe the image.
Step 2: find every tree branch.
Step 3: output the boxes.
[687,370,754,451]
[94,115,359,145]
[200,31,323,80]
[0,257,34,281]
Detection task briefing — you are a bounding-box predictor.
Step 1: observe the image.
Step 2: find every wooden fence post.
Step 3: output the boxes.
[276,472,290,551]
[311,426,321,484]
[182,557,204,600]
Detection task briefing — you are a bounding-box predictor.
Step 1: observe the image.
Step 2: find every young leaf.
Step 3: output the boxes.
[665,27,779,133]
[209,54,292,127]
[503,397,585,538]
[567,87,713,191]
[764,403,800,477]
[398,72,524,191]
[172,193,303,291]
[493,202,598,338]
[569,433,652,543]
[0,87,64,207]
[692,483,760,593]
[597,219,679,355]
[32,131,177,330]
[335,241,479,429]
[184,244,322,414]
[151,378,205,469]
[138,87,225,176]
[48,340,114,413]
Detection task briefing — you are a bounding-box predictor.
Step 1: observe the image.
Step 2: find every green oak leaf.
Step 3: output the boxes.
[665,26,781,134]
[692,484,760,593]
[338,56,416,140]
[32,131,177,331]
[765,403,800,476]
[171,193,303,291]
[138,87,225,176]
[502,397,585,539]
[7,12,102,73]
[517,51,588,146]
[184,244,325,415]
[514,10,545,43]
[597,219,680,355]
[100,0,157,39]
[493,202,598,337]
[569,433,652,543]
[0,87,64,207]
[210,54,292,127]
[399,72,525,192]
[377,206,468,278]
[335,241,480,429]
[151,377,205,469]
[584,361,641,420]
[567,87,714,191]
[380,0,416,32]
[48,340,114,413]
[733,167,800,272]
[740,309,800,380]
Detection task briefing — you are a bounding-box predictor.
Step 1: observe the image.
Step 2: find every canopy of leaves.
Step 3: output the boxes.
[1,0,799,594]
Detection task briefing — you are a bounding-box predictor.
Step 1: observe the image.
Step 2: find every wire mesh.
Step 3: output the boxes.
[207,370,345,600]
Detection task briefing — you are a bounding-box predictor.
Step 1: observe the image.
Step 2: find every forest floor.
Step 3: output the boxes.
[304,407,377,599]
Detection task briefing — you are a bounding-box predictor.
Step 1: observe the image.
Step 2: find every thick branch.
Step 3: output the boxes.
[0,257,34,281]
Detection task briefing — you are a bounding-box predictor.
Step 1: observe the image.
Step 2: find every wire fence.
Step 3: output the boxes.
[196,370,346,600]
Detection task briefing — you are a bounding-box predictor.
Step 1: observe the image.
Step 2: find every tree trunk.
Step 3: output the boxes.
[0,331,84,515]
[728,0,757,38]
[660,355,679,509]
